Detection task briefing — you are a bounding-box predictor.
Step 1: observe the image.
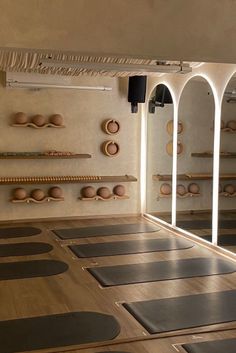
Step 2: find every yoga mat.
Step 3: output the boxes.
[0,227,41,238]
[53,223,160,239]
[69,238,194,258]
[177,219,236,230]
[123,290,236,334]
[182,338,236,353]
[0,242,53,257]
[88,257,236,286]
[0,259,68,280]
[0,311,120,353]
[201,234,236,246]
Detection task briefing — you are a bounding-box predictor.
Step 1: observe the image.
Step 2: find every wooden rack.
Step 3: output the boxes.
[12,196,64,204]
[79,195,129,201]
[192,152,236,158]
[153,174,236,181]
[158,192,200,199]
[0,175,137,185]
[12,123,65,129]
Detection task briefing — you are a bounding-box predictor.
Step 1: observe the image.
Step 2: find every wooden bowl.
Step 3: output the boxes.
[102,119,120,135]
[102,141,120,157]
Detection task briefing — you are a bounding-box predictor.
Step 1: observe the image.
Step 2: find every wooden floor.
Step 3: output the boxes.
[0,215,236,353]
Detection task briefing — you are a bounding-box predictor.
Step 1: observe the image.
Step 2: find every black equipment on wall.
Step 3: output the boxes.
[149,84,173,113]
[128,76,147,113]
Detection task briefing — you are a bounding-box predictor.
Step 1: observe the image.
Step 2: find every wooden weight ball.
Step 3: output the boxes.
[224,184,235,194]
[160,183,172,195]
[49,186,63,198]
[50,114,63,126]
[188,183,200,194]
[102,141,120,156]
[31,189,45,201]
[13,188,27,200]
[81,186,96,198]
[113,184,125,196]
[219,184,223,193]
[31,115,46,127]
[14,112,27,125]
[107,120,119,134]
[177,184,186,196]
[97,187,111,199]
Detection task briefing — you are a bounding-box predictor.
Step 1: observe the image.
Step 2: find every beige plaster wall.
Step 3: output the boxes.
[1,1,236,64]
[0,74,141,221]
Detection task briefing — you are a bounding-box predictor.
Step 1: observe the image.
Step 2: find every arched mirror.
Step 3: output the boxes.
[146,84,174,225]
[218,73,236,254]
[176,76,215,242]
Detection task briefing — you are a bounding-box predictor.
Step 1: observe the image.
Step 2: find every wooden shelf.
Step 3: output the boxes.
[192,152,236,158]
[12,123,65,129]
[153,174,236,181]
[0,153,91,159]
[0,175,137,185]
[11,196,64,203]
[79,195,129,201]
[219,192,236,198]
[221,127,236,133]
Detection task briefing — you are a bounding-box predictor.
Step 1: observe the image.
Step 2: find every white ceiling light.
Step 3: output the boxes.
[39,59,192,75]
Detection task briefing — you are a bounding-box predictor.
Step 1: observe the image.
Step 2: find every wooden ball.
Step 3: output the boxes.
[107,120,119,134]
[31,189,45,201]
[32,115,46,127]
[188,183,200,194]
[81,186,96,198]
[160,183,172,195]
[224,184,235,194]
[219,184,223,193]
[177,184,186,196]
[166,141,183,156]
[50,114,63,126]
[49,186,63,198]
[97,187,111,199]
[13,188,27,200]
[227,120,236,130]
[14,112,27,124]
[113,184,125,196]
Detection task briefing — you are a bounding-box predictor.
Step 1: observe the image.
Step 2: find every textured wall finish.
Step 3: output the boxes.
[0,74,140,221]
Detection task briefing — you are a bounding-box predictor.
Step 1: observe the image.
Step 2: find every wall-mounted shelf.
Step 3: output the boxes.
[0,152,91,159]
[158,193,200,199]
[153,174,236,181]
[12,196,64,203]
[219,192,236,198]
[221,127,236,133]
[12,123,65,129]
[79,195,129,201]
[192,152,236,158]
[0,175,137,185]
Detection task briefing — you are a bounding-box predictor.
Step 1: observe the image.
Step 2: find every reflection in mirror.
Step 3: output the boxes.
[219,74,236,254]
[146,84,173,224]
[176,77,215,242]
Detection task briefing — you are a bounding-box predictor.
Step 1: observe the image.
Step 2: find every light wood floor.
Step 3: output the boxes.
[0,215,235,353]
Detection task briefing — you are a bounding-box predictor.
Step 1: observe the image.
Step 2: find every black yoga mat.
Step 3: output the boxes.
[0,311,120,353]
[177,219,236,230]
[0,242,53,257]
[123,290,236,334]
[0,226,41,238]
[69,238,194,258]
[182,338,236,353]
[201,234,236,246]
[88,257,236,287]
[53,223,160,239]
[0,259,68,280]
